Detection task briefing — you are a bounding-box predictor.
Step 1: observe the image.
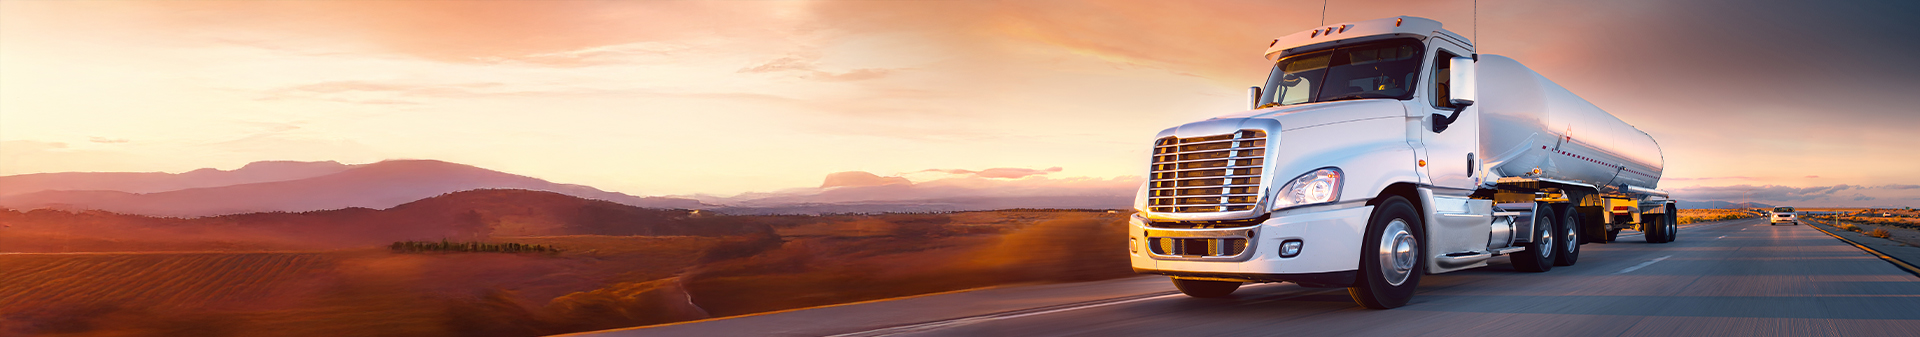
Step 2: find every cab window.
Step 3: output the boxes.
[1430,50,1462,110]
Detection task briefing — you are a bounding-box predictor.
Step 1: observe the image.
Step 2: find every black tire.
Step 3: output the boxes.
[1348,196,1423,309]
[1171,278,1240,298]
[1664,204,1679,242]
[1510,205,1555,272]
[1607,229,1622,242]
[1645,214,1670,243]
[1553,205,1581,266]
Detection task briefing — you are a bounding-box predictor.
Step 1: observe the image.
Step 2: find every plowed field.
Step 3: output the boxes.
[0,253,334,313]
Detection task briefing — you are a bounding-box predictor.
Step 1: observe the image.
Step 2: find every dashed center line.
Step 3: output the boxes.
[1613,255,1673,275]
[829,283,1292,337]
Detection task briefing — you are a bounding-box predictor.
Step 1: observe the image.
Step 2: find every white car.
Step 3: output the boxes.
[1770,207,1798,225]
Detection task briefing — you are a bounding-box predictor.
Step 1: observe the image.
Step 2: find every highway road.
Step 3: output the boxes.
[573,217,1920,336]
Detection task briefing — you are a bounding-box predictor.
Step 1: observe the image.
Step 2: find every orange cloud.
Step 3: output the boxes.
[820,171,910,188]
[738,55,900,81]
[920,167,1065,179]
[60,1,798,64]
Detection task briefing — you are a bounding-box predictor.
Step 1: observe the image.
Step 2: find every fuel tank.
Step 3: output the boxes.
[1476,55,1664,190]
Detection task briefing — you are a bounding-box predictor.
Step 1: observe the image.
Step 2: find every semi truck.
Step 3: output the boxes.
[1128,16,1676,309]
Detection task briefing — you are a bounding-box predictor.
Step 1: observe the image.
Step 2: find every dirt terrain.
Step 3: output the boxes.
[0,205,1131,336]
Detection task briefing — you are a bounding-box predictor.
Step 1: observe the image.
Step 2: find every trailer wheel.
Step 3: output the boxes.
[1663,204,1679,242]
[1510,205,1555,272]
[1171,278,1240,298]
[1349,196,1423,309]
[1553,206,1581,266]
[1607,229,1622,242]
[1644,214,1670,243]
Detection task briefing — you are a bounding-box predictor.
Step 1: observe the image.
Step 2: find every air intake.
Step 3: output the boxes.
[1147,130,1268,213]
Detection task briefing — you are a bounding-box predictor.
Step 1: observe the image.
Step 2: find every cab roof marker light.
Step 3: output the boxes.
[1395,18,1403,26]
[1311,30,1320,38]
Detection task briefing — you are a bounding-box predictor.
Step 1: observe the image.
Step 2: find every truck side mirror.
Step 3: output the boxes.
[1249,86,1263,110]
[1447,56,1476,107]
[1432,56,1476,133]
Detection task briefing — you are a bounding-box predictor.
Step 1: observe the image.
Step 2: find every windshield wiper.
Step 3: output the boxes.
[1319,93,1396,102]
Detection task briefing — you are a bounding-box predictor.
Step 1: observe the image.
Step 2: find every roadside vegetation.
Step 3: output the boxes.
[1808,210,1920,246]
[389,239,562,254]
[1675,209,1762,225]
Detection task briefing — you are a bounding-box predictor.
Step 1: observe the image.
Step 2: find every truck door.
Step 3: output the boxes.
[1421,38,1479,192]
[1419,37,1494,271]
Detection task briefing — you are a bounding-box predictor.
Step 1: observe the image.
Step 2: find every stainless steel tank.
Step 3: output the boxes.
[1475,55,1665,190]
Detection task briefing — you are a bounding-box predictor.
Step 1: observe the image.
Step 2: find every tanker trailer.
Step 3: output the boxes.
[1126,16,1674,309]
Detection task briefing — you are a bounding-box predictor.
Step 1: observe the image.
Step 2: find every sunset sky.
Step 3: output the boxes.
[3,0,1917,207]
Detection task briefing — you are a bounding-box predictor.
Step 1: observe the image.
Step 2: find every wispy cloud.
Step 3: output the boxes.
[1669,184,1920,204]
[920,167,1064,179]
[1669,184,1861,202]
[1664,176,1761,181]
[739,55,901,81]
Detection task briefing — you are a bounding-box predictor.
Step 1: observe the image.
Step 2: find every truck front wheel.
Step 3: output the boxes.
[1171,278,1240,298]
[1349,196,1423,309]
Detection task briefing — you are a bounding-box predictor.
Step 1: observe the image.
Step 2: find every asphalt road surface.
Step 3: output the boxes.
[574,217,1920,337]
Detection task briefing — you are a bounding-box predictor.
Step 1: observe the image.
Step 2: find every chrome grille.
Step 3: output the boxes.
[1147,130,1267,213]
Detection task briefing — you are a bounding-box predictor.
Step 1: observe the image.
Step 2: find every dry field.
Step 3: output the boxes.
[1806,209,1920,246]
[0,253,334,314]
[0,210,1134,336]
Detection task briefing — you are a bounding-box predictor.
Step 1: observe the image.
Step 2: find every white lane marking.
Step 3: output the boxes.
[1716,235,1727,240]
[1613,255,1673,275]
[832,283,1302,337]
[826,293,1182,337]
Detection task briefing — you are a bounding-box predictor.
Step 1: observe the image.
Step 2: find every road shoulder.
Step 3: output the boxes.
[561,276,1175,337]
[1808,219,1920,278]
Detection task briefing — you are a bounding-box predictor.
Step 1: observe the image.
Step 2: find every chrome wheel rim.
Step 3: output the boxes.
[1539,221,1554,259]
[1565,220,1579,254]
[1380,219,1418,286]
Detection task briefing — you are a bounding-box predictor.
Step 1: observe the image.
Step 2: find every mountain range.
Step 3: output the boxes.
[0,160,705,217]
[0,160,1136,217]
[0,189,769,251]
[4,159,1793,217]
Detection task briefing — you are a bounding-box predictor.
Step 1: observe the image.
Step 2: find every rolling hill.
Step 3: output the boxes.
[0,189,767,251]
[0,160,353,197]
[0,160,706,217]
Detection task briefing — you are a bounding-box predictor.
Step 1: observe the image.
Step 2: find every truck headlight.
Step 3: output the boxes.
[1273,168,1342,209]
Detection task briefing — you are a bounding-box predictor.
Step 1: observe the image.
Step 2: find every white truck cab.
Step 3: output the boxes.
[1128,16,1676,309]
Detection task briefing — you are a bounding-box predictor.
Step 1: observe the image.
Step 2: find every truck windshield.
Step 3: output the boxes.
[1774,207,1795,212]
[1258,38,1425,108]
